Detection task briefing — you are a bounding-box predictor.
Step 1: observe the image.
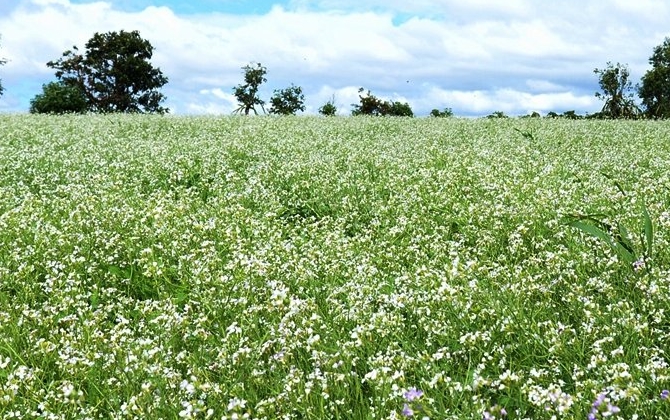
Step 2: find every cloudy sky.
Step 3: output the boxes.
[0,0,668,116]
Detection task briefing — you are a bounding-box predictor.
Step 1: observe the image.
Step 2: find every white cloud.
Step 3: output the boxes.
[422,86,598,116]
[0,0,666,115]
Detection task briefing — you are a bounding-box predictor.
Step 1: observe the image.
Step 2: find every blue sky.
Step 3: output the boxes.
[67,0,281,15]
[1,0,669,116]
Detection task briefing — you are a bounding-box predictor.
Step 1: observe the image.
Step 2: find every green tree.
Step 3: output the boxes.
[319,96,337,116]
[47,30,168,114]
[388,101,413,117]
[486,111,508,118]
[351,88,387,116]
[561,110,582,119]
[594,62,640,118]
[233,63,267,115]
[269,84,305,115]
[351,88,413,117]
[639,37,670,118]
[29,81,88,114]
[430,107,453,117]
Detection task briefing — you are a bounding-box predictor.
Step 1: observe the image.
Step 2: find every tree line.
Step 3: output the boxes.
[2,30,670,118]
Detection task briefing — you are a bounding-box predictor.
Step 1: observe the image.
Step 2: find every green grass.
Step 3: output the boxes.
[0,114,669,419]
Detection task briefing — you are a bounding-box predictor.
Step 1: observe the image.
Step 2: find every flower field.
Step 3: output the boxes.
[0,114,669,419]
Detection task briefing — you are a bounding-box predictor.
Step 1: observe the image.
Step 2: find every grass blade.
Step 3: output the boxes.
[568,220,615,249]
[642,201,654,259]
[600,171,627,196]
[616,222,636,257]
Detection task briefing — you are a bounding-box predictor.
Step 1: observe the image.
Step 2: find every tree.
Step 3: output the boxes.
[486,111,508,118]
[233,63,267,115]
[269,84,305,115]
[430,108,453,117]
[561,110,582,119]
[594,62,640,118]
[351,88,387,116]
[639,37,670,118]
[319,96,337,116]
[30,81,88,114]
[351,88,413,117]
[47,30,168,113]
[388,101,413,117]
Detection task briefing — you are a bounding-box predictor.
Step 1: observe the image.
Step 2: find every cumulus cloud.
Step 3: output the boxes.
[0,0,667,115]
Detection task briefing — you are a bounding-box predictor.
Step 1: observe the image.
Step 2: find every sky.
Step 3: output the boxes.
[0,0,668,116]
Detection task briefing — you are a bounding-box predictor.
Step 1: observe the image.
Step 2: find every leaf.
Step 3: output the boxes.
[513,128,535,141]
[612,223,636,263]
[567,213,614,233]
[107,265,124,277]
[615,222,636,257]
[568,220,615,248]
[600,171,626,196]
[90,291,99,309]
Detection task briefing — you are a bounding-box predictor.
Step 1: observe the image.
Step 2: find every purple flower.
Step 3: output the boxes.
[401,403,414,417]
[500,407,507,416]
[607,403,620,414]
[482,412,494,420]
[592,393,606,409]
[403,387,423,401]
[661,390,670,400]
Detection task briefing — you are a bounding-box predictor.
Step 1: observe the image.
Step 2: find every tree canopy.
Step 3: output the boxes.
[351,88,413,117]
[269,84,305,115]
[430,108,453,118]
[30,81,88,114]
[594,62,640,118]
[319,96,337,116]
[233,63,267,115]
[639,37,670,119]
[45,30,168,114]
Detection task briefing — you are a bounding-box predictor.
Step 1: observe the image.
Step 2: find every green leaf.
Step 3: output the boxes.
[568,220,635,263]
[90,291,99,309]
[615,222,636,257]
[568,220,615,248]
[600,171,627,196]
[107,265,124,277]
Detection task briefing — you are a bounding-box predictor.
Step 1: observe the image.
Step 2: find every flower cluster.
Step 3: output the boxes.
[588,393,620,419]
[0,115,668,418]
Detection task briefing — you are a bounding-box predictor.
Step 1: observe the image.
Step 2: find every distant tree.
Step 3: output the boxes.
[233,62,267,115]
[269,84,305,115]
[319,96,337,116]
[529,111,541,118]
[430,107,453,117]
[546,111,559,118]
[487,111,508,118]
[351,88,413,117]
[352,88,387,116]
[47,30,169,113]
[639,37,670,118]
[561,110,582,119]
[29,81,88,114]
[388,101,413,117]
[594,62,640,118]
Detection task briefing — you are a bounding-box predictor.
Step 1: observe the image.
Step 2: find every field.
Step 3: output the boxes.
[0,114,669,419]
